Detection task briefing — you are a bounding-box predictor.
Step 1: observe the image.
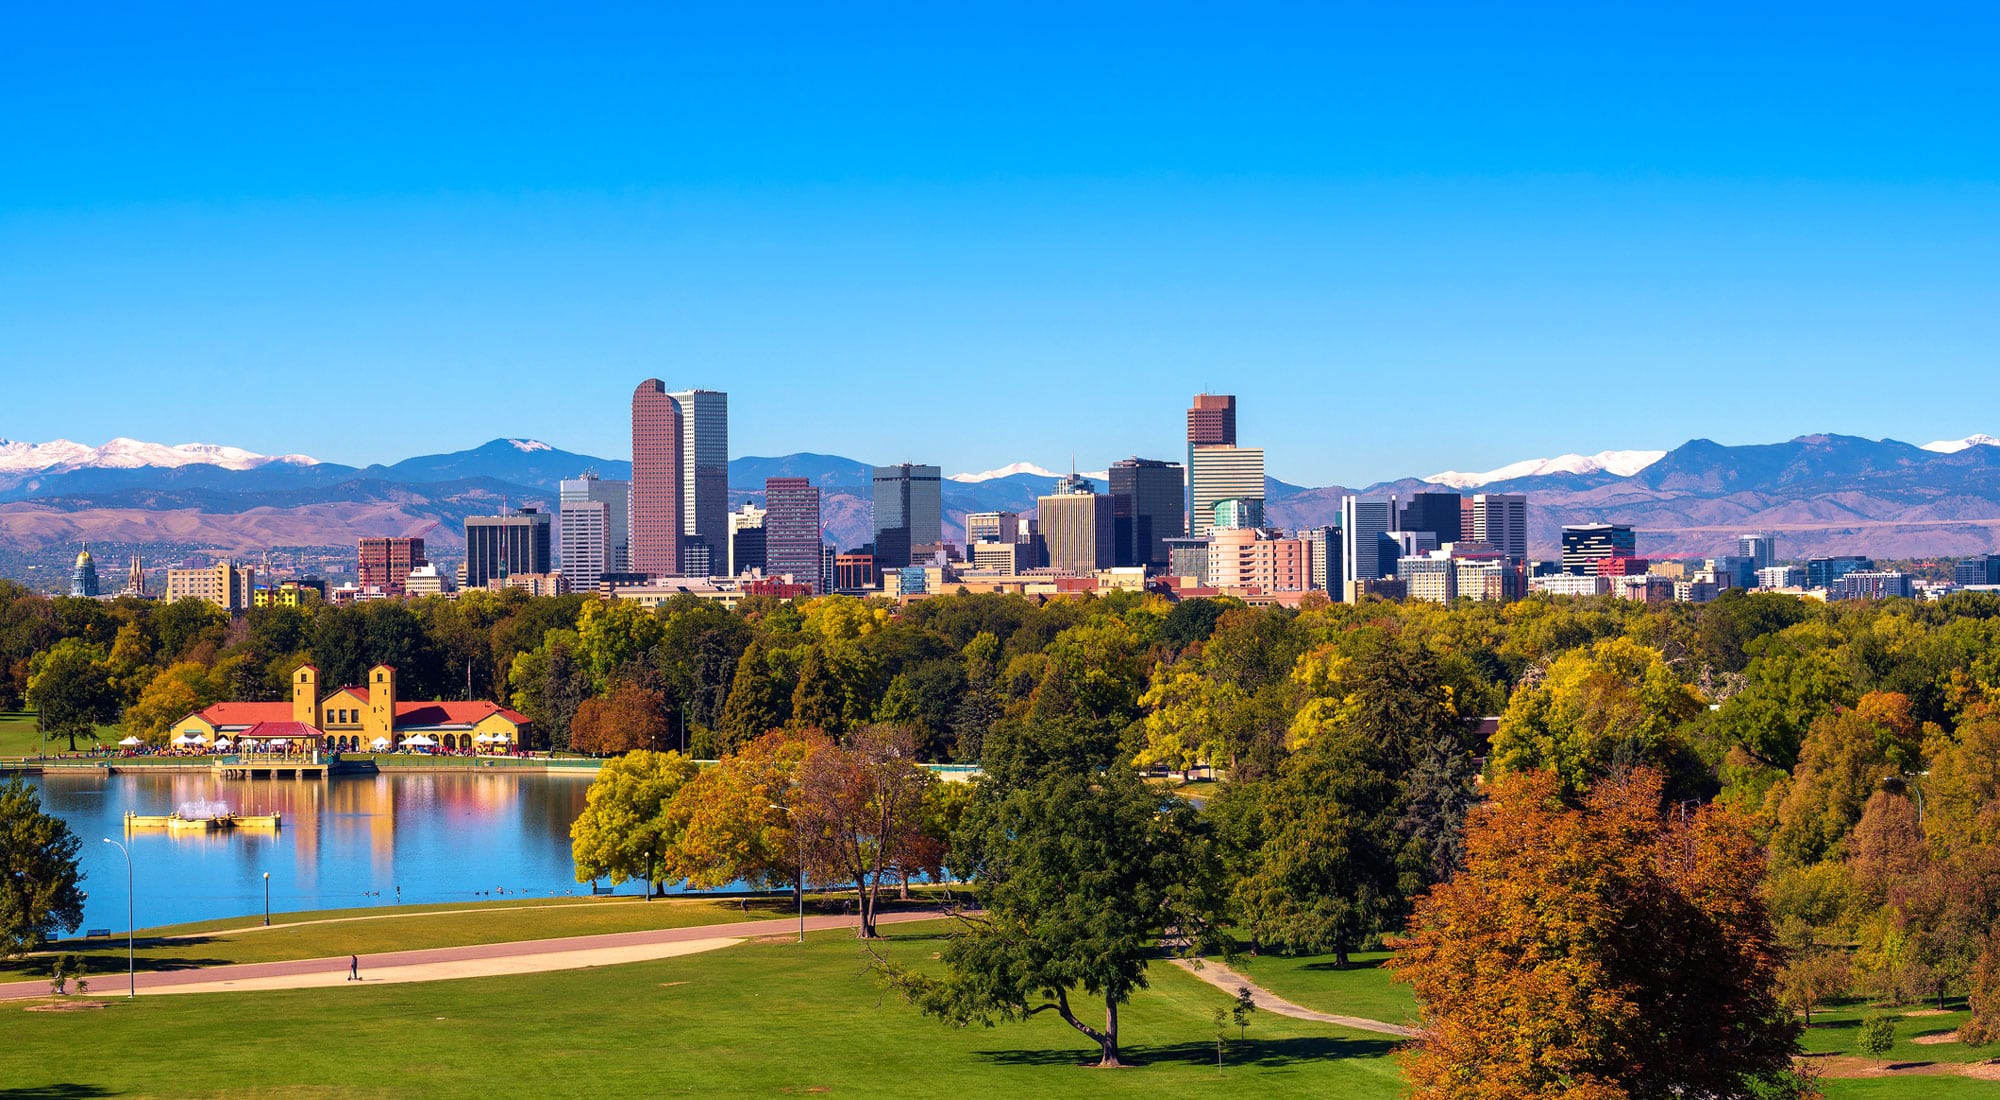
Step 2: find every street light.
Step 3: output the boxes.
[100,838,134,998]
[768,803,804,943]
[263,872,271,926]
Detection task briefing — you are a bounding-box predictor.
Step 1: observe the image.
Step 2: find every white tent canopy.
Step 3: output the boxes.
[473,733,496,743]
[213,737,234,749]
[402,734,437,747]
[171,733,207,746]
[117,736,142,747]
[370,737,390,750]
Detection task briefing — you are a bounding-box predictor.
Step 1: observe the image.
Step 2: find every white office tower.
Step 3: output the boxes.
[559,473,631,595]
[1472,493,1528,564]
[1189,446,1265,539]
[727,502,766,576]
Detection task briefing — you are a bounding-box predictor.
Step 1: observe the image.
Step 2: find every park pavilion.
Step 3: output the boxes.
[170,663,531,753]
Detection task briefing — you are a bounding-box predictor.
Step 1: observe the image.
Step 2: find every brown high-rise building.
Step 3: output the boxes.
[1187,393,1237,448]
[763,477,823,593]
[358,537,427,595]
[631,380,684,576]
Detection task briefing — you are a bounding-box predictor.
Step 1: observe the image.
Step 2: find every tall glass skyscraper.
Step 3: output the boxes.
[630,380,683,577]
[668,389,729,576]
[871,463,942,568]
[559,473,630,594]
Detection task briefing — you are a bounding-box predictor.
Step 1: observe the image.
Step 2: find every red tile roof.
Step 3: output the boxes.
[240,720,323,741]
[194,702,293,727]
[392,701,531,729]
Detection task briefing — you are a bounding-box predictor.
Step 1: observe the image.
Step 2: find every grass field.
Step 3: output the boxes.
[4,892,885,978]
[1803,998,1998,1097]
[1,922,1407,1099]
[1226,949,1419,1026]
[0,709,121,757]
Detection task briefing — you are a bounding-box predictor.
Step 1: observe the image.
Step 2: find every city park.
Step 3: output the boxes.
[3,586,2000,1096]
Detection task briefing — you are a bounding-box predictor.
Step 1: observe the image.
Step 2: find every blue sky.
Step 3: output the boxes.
[3,4,1996,485]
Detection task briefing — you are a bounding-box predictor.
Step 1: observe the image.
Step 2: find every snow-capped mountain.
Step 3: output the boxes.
[949,461,1062,483]
[1425,449,1667,489]
[0,437,320,473]
[505,439,554,453]
[1921,434,2000,454]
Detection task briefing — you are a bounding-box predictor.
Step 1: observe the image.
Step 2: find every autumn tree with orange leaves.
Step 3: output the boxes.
[1390,768,1804,1100]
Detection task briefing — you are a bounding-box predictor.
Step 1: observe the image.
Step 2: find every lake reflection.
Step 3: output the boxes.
[30,770,610,930]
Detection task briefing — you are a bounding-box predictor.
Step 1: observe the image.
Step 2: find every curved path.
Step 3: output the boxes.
[0,909,942,1001]
[1169,957,1418,1038]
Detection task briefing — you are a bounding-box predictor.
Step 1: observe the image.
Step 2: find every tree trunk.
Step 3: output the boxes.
[1052,988,1122,1067]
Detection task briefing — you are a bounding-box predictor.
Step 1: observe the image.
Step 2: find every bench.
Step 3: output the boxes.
[85,928,112,939]
[590,885,615,896]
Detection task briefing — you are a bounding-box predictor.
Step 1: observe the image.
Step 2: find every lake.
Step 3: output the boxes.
[26,769,626,930]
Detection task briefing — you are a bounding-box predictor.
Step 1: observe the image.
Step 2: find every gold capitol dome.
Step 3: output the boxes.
[75,546,94,567]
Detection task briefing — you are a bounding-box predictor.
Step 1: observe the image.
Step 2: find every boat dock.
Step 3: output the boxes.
[212,753,328,780]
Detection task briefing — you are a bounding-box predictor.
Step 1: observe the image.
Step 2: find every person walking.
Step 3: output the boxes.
[347,955,359,981]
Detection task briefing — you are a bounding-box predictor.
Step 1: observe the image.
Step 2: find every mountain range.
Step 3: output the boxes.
[3,433,1999,569]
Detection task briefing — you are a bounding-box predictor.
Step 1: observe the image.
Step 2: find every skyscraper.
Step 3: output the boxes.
[1471,493,1529,564]
[464,509,553,588]
[1186,393,1237,532]
[1108,457,1184,568]
[764,477,823,592]
[1399,492,1464,544]
[1340,495,1399,603]
[559,473,631,595]
[667,389,729,575]
[1736,533,1778,571]
[1189,446,1265,539]
[1560,523,1637,575]
[1038,480,1117,573]
[727,502,767,577]
[358,537,427,595]
[871,463,942,569]
[630,380,683,577]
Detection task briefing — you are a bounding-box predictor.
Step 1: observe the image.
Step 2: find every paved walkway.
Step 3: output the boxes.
[1169,957,1419,1038]
[0,909,942,1001]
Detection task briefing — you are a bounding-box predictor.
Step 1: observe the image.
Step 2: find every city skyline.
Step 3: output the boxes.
[6,6,1999,485]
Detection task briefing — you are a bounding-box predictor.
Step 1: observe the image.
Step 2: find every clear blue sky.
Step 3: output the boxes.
[3,4,1996,485]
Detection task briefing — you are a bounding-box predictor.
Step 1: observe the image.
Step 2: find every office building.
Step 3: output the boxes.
[1300,526,1341,596]
[1531,574,1611,598]
[727,503,767,577]
[1189,446,1265,539]
[1561,524,1637,576]
[166,559,257,612]
[1737,533,1778,571]
[1455,555,1524,603]
[1340,496,1399,602]
[358,537,427,596]
[1832,570,1913,601]
[833,553,878,593]
[1471,494,1529,564]
[872,463,943,569]
[666,389,729,575]
[1212,497,1265,531]
[630,380,683,576]
[1108,457,1184,568]
[70,547,99,598]
[1165,536,1210,585]
[965,511,1022,546]
[403,564,450,597]
[1400,552,1457,604]
[464,509,553,588]
[1954,555,2000,586]
[1039,482,1117,573]
[1705,555,1756,590]
[1399,492,1464,544]
[1615,574,1675,603]
[971,540,1034,576]
[1757,565,1808,589]
[1807,555,1875,590]
[820,543,836,598]
[763,478,822,592]
[558,474,629,594]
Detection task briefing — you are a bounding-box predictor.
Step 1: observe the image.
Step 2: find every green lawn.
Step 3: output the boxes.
[7,892,879,977]
[2,922,1407,1098]
[0,709,121,757]
[1803,998,1998,1097]
[1226,949,1420,1027]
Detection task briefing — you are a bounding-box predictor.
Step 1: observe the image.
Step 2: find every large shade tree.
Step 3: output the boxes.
[0,779,85,959]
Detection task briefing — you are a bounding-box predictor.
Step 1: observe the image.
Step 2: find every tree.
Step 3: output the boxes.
[1391,768,1802,1099]
[569,750,699,898]
[26,639,117,752]
[1778,947,1849,1027]
[1397,723,1482,891]
[795,724,934,938]
[1489,637,1705,798]
[1770,692,1925,867]
[569,682,671,755]
[885,762,1226,1067]
[0,779,86,959]
[717,642,792,751]
[662,729,818,896]
[1963,931,2000,1046]
[1856,1016,1897,1067]
[121,661,225,741]
[1136,666,1242,778]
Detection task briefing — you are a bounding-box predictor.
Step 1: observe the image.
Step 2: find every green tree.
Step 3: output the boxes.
[1490,636,1706,798]
[570,750,699,898]
[0,779,86,958]
[1856,1016,1896,1066]
[26,639,117,751]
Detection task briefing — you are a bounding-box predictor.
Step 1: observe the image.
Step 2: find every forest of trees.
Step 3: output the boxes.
[5,578,2000,1082]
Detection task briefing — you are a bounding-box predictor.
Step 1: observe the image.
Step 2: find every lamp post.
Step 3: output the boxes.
[768,803,804,943]
[263,872,271,926]
[100,838,134,998]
